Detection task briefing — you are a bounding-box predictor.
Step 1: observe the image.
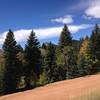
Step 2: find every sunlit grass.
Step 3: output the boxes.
[70,90,100,100]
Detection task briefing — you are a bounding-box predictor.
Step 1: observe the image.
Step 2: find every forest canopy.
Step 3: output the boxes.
[0,24,100,95]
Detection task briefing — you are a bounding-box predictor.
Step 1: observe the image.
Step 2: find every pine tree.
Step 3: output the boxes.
[3,29,21,94]
[42,43,46,49]
[63,46,77,78]
[16,44,23,87]
[77,54,92,76]
[24,30,41,89]
[88,24,100,72]
[59,24,72,48]
[88,24,100,60]
[58,24,74,79]
[43,42,58,83]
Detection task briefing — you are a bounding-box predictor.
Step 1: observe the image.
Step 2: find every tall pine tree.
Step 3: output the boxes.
[3,29,21,94]
[24,30,41,89]
[58,24,74,79]
[59,24,72,48]
[88,24,100,60]
[88,24,100,72]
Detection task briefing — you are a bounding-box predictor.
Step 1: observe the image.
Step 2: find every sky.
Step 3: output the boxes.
[0,0,100,47]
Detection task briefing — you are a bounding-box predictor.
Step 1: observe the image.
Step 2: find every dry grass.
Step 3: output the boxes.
[0,74,100,100]
[71,90,100,100]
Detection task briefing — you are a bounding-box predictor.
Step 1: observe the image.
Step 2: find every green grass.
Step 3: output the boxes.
[70,90,100,100]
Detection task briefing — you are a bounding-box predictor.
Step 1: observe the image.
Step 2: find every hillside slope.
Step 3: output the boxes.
[0,74,100,100]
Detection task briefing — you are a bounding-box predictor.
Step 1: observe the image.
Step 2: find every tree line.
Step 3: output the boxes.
[0,24,100,95]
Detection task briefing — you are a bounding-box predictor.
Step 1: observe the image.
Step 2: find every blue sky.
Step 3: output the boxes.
[0,0,100,47]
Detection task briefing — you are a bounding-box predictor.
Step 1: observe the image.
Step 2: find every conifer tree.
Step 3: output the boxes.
[24,30,41,89]
[3,29,21,94]
[42,43,46,49]
[88,24,100,60]
[88,24,100,72]
[63,46,77,78]
[59,24,72,48]
[43,42,58,83]
[16,44,23,85]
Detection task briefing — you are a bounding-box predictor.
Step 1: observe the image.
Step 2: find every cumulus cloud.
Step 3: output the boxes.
[0,30,31,44]
[85,0,100,18]
[0,24,92,44]
[69,24,92,33]
[51,15,73,24]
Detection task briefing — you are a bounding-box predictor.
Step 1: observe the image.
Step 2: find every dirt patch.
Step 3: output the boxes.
[0,74,100,100]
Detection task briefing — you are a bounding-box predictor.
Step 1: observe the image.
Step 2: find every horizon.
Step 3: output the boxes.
[0,0,100,48]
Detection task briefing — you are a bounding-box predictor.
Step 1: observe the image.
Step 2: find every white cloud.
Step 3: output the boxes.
[0,30,31,44]
[85,0,100,18]
[51,15,73,24]
[69,24,92,33]
[83,15,92,20]
[0,24,92,44]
